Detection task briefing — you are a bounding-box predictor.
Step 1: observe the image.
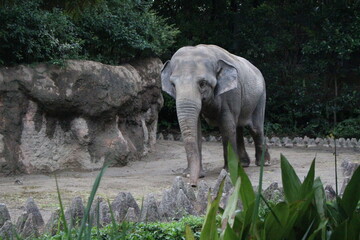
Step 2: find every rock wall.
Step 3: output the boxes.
[0,58,163,174]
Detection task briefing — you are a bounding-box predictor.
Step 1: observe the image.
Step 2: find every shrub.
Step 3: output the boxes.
[75,0,179,64]
[119,216,203,240]
[0,0,178,66]
[187,146,360,240]
[36,215,204,240]
[0,0,82,65]
[332,117,360,139]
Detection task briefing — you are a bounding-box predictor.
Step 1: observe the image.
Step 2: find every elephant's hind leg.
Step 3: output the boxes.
[249,94,270,166]
[237,126,251,167]
[249,127,270,166]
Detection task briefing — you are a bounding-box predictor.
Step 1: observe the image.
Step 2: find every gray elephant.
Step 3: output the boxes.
[161,44,270,186]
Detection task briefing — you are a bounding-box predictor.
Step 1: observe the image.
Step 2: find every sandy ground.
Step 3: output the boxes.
[0,140,359,224]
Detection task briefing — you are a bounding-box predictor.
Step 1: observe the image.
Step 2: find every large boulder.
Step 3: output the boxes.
[0,58,163,173]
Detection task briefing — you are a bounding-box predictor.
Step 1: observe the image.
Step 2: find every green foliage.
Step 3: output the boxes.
[332,117,360,139]
[158,92,178,131]
[34,215,203,240]
[76,0,179,64]
[185,225,196,240]
[124,216,202,240]
[153,0,360,137]
[77,165,108,239]
[200,180,224,240]
[0,0,82,65]
[187,146,360,240]
[55,176,69,236]
[0,0,178,66]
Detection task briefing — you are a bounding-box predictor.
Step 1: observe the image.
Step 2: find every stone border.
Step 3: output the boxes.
[0,161,358,238]
[158,133,360,150]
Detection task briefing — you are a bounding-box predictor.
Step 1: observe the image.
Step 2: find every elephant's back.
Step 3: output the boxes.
[196,44,266,96]
[197,45,263,77]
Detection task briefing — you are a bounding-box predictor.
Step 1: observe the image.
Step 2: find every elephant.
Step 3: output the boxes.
[161,44,270,187]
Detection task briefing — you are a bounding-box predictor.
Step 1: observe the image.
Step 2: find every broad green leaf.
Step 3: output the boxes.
[282,201,307,238]
[96,200,100,238]
[347,213,360,240]
[233,210,244,236]
[301,219,315,240]
[339,166,360,218]
[249,220,263,240]
[200,179,224,240]
[300,158,315,199]
[313,177,326,220]
[260,194,282,225]
[264,202,290,239]
[221,223,238,240]
[251,143,267,235]
[185,225,196,240]
[239,202,255,239]
[329,219,348,240]
[281,154,301,203]
[107,198,118,238]
[238,163,255,210]
[85,214,92,240]
[308,219,328,240]
[331,212,360,240]
[326,201,343,227]
[227,144,239,185]
[77,164,108,240]
[222,177,240,228]
[55,175,69,235]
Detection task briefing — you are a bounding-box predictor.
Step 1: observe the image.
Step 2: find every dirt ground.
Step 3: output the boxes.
[0,140,359,224]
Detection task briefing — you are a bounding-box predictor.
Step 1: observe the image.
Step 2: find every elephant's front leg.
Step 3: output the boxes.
[220,115,238,169]
[183,118,205,178]
[197,118,205,177]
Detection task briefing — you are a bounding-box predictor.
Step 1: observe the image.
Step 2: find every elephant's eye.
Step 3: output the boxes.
[199,80,207,89]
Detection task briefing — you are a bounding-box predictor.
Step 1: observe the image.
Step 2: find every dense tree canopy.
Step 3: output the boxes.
[0,0,359,137]
[0,0,179,65]
[153,0,360,137]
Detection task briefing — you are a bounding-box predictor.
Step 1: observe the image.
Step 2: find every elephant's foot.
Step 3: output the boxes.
[240,157,250,168]
[255,152,271,166]
[224,158,249,168]
[255,160,270,166]
[241,161,250,167]
[182,167,205,178]
[238,151,251,168]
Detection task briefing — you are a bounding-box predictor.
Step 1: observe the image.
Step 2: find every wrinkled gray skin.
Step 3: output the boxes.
[162,44,270,186]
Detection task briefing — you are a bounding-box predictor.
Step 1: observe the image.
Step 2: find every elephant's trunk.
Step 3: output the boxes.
[176,99,201,187]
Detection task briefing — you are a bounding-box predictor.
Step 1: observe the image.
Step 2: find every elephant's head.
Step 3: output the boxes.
[161,46,238,186]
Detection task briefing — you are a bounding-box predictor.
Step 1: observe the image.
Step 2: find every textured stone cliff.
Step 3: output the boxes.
[0,58,163,174]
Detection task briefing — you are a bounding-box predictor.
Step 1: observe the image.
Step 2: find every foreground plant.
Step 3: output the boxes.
[50,165,108,239]
[187,146,360,240]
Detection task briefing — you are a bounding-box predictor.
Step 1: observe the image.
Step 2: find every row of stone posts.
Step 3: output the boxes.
[159,133,360,149]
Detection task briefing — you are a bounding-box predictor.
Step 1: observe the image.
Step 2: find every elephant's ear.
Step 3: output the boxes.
[161,60,175,98]
[215,60,238,97]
